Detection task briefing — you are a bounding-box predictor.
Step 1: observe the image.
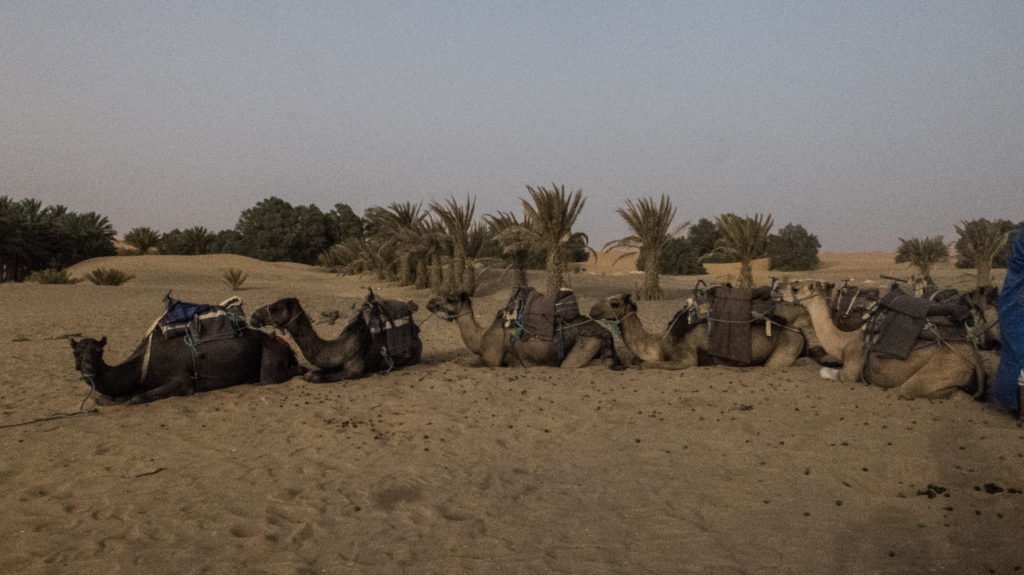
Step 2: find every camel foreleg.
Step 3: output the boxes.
[126,379,194,404]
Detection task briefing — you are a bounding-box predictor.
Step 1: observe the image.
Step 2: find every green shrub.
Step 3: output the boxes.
[27,268,81,284]
[222,268,248,290]
[83,268,134,286]
[767,224,820,271]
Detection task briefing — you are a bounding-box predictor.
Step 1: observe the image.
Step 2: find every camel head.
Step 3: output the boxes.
[588,293,637,322]
[426,292,472,321]
[70,336,107,377]
[250,298,304,330]
[965,285,1001,350]
[785,280,834,304]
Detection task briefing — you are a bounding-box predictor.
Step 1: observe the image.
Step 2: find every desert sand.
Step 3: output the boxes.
[1,252,1022,574]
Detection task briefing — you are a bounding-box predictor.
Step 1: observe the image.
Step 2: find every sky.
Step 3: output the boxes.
[2,1,1022,251]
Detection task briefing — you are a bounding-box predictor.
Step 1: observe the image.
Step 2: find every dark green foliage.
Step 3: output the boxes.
[954,218,1016,269]
[210,229,244,254]
[327,203,365,242]
[687,218,724,261]
[123,227,161,254]
[0,197,116,282]
[160,226,215,255]
[234,197,356,264]
[28,268,81,284]
[767,224,821,271]
[659,237,707,275]
[83,267,134,286]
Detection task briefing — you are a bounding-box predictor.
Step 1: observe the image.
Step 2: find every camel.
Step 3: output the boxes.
[69,331,304,404]
[781,280,987,399]
[425,292,624,369]
[965,285,1001,350]
[587,293,807,369]
[249,296,422,383]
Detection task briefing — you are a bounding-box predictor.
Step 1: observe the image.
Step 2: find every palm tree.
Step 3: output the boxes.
[603,195,686,300]
[484,211,530,288]
[179,226,214,255]
[895,236,949,285]
[954,219,1009,288]
[712,213,774,288]
[364,202,427,284]
[499,184,588,296]
[430,195,476,293]
[124,227,162,254]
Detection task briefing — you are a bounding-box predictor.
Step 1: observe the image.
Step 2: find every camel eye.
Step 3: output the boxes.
[610,301,620,308]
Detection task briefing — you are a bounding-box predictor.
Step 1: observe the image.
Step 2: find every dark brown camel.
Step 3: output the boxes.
[249,297,422,383]
[70,331,304,404]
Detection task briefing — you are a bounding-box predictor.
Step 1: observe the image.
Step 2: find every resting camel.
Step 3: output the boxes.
[425,292,624,369]
[588,293,807,369]
[781,280,987,399]
[70,331,304,404]
[250,297,422,382]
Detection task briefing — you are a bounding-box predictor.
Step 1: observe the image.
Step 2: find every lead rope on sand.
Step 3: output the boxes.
[0,377,99,430]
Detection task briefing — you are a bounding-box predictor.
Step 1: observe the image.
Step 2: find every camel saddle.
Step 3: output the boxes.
[706,285,777,366]
[156,295,247,342]
[830,284,880,331]
[863,288,973,359]
[504,287,581,342]
[359,295,420,368]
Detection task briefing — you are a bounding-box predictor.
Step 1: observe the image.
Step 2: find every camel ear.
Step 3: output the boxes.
[824,282,835,293]
[459,291,470,302]
[623,293,633,305]
[98,336,107,348]
[69,338,78,348]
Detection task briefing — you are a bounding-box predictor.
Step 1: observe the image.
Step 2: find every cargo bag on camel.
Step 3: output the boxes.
[359,289,421,372]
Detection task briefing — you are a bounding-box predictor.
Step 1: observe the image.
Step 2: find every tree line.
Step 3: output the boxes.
[2,189,1017,297]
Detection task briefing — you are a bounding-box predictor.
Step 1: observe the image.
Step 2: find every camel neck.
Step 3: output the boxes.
[90,354,144,397]
[618,311,662,362]
[802,294,858,356]
[283,309,361,369]
[454,306,486,355]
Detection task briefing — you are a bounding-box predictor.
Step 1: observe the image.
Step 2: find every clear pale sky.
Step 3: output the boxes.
[2,1,1022,250]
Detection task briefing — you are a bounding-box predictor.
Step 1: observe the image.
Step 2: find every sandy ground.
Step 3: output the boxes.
[1,253,1022,574]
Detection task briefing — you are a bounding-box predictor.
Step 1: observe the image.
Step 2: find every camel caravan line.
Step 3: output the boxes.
[71,279,1001,404]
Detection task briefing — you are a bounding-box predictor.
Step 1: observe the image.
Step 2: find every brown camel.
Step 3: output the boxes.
[70,331,304,404]
[587,293,806,369]
[425,292,624,369]
[782,280,987,399]
[249,297,422,382]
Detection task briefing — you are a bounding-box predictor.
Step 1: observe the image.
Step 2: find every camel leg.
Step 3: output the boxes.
[764,330,804,368]
[305,359,366,383]
[127,379,193,404]
[259,346,306,384]
[636,359,692,370]
[897,359,973,400]
[560,338,604,368]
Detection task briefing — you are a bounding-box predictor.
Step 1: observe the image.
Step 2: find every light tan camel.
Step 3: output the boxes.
[781,280,986,399]
[426,292,624,369]
[587,293,806,369]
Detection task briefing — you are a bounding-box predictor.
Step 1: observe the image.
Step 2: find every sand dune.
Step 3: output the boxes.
[1,253,1021,574]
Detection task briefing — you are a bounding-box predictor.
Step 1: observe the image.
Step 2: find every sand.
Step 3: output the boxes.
[1,253,1022,574]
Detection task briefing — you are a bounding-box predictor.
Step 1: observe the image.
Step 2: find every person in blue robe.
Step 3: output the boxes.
[992,226,1024,414]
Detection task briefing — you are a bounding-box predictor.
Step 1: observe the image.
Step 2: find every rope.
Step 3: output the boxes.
[0,377,99,430]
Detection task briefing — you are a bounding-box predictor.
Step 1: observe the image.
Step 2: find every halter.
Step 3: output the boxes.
[256,304,306,331]
[429,308,473,322]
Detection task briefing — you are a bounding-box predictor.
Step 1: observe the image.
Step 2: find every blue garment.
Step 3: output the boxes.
[992,229,1024,412]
